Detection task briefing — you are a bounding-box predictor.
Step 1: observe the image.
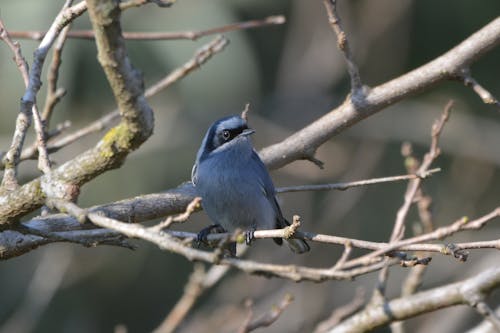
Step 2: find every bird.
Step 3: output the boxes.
[191,113,310,254]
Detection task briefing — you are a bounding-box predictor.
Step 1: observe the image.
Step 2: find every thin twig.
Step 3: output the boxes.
[86,211,400,282]
[8,15,286,41]
[237,294,294,333]
[164,206,500,255]
[395,143,432,326]
[373,101,452,301]
[153,261,237,333]
[31,105,52,174]
[343,207,500,269]
[459,69,500,111]
[22,1,86,172]
[0,1,86,189]
[46,198,87,224]
[41,5,73,125]
[145,35,229,96]
[149,197,201,232]
[0,20,29,85]
[333,242,353,270]
[0,35,229,167]
[277,168,440,193]
[119,0,175,10]
[11,121,72,165]
[323,0,362,95]
[0,19,32,190]
[153,263,206,333]
[313,288,366,333]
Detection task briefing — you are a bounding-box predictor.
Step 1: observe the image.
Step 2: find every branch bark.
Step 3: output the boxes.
[329,267,500,333]
[259,17,500,169]
[0,0,154,226]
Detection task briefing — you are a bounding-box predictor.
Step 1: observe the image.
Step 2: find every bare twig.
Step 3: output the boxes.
[145,35,229,96]
[333,242,353,270]
[86,211,401,282]
[323,0,362,95]
[237,294,294,333]
[8,15,285,41]
[31,107,52,174]
[119,0,175,10]
[343,207,500,269]
[22,1,85,174]
[392,101,451,242]
[0,34,229,169]
[46,198,87,224]
[153,263,206,333]
[401,161,435,298]
[241,103,251,121]
[0,20,29,85]
[313,288,366,333]
[0,1,86,190]
[458,69,500,111]
[153,262,236,333]
[149,197,201,232]
[154,250,246,333]
[373,101,452,301]
[276,168,440,193]
[41,7,73,125]
[7,120,72,166]
[165,206,500,255]
[0,19,32,190]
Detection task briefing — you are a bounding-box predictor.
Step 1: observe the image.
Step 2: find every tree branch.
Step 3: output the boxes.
[7,15,285,41]
[329,267,500,333]
[259,17,500,170]
[237,294,294,333]
[0,0,154,225]
[323,0,363,95]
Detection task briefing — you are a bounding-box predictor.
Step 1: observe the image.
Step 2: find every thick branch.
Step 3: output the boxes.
[329,267,500,333]
[0,0,155,225]
[259,17,500,169]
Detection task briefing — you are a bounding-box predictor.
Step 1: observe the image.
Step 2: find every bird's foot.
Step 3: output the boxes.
[197,224,226,245]
[245,228,256,245]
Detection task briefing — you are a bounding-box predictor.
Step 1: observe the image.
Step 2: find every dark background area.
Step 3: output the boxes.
[0,1,499,332]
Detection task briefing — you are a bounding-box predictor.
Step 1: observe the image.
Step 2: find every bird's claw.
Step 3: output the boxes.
[245,229,255,245]
[196,224,225,245]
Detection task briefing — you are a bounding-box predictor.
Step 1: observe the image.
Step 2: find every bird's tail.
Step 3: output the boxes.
[286,238,310,254]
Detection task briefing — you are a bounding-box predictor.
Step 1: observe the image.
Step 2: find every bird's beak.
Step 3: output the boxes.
[240,128,255,137]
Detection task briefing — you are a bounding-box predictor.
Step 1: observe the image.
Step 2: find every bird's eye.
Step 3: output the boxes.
[222,130,231,140]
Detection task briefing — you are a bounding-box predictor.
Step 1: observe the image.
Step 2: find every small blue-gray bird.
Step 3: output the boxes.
[191,114,310,254]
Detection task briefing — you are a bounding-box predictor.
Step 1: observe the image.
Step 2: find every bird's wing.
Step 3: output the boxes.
[251,151,289,228]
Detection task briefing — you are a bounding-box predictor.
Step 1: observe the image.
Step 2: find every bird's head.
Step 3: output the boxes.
[197,115,255,161]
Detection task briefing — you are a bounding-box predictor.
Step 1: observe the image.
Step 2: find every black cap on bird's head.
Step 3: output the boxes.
[197,115,255,161]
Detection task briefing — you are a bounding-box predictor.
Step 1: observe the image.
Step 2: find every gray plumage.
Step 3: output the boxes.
[192,115,310,254]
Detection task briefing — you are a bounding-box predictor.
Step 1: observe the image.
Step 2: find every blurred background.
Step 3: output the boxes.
[0,1,499,332]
